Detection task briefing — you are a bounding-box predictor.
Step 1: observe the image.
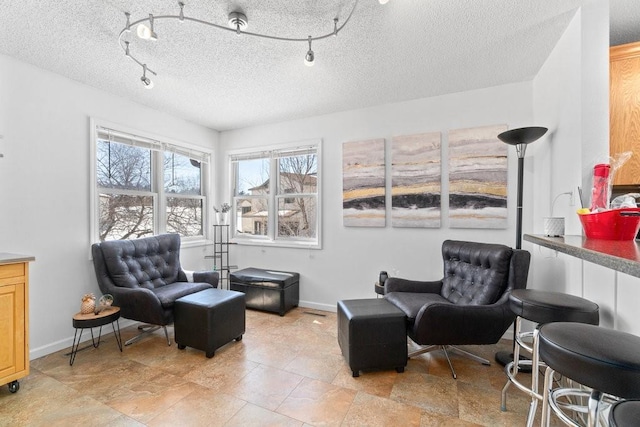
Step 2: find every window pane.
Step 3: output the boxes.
[234,198,268,236]
[99,194,154,241]
[166,197,203,237]
[164,152,201,195]
[97,140,151,191]
[278,154,318,195]
[277,196,317,238]
[236,158,270,196]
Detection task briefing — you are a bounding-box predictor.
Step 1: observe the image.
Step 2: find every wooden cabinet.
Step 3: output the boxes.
[610,41,640,186]
[0,254,34,393]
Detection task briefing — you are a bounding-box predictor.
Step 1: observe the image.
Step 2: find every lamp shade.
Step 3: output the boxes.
[497,127,548,146]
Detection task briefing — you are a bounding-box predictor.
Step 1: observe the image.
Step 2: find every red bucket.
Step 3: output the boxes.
[578,208,640,240]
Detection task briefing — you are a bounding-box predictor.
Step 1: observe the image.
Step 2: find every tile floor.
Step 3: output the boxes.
[0,307,552,426]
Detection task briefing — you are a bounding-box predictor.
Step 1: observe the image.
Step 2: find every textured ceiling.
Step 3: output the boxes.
[0,1,637,131]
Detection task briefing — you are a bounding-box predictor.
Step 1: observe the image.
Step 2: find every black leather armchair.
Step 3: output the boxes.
[384,240,531,378]
[91,233,218,346]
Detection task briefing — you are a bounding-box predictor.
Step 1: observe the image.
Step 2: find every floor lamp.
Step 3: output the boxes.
[495,126,548,367]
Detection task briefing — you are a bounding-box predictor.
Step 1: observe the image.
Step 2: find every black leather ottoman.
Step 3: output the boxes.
[174,288,245,358]
[337,298,407,377]
[230,267,299,316]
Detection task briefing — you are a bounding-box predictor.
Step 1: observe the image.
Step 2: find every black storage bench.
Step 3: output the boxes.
[230,267,299,316]
[174,288,245,358]
[337,298,408,377]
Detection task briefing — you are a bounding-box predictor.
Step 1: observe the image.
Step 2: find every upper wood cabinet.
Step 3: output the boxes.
[610,41,640,186]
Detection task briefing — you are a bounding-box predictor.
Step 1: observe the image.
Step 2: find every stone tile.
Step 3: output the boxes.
[225,403,303,427]
[276,377,356,425]
[331,364,398,398]
[183,358,258,392]
[222,365,304,411]
[283,350,344,383]
[390,371,459,417]
[341,391,422,426]
[146,389,246,427]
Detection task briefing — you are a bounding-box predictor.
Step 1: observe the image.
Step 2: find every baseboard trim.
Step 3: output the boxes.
[298,300,336,313]
[30,318,137,360]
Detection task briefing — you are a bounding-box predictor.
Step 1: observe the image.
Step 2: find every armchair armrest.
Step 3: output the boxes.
[385,277,443,294]
[109,286,166,326]
[193,270,219,288]
[178,269,220,288]
[413,301,515,345]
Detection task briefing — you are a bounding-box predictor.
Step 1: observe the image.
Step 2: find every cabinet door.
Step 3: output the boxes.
[0,281,26,378]
[610,43,640,186]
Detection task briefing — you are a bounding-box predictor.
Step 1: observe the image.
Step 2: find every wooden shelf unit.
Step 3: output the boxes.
[205,225,237,289]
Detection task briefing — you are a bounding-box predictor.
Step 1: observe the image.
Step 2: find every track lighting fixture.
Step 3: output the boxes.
[140,64,154,89]
[305,36,315,67]
[136,14,157,41]
[118,0,388,87]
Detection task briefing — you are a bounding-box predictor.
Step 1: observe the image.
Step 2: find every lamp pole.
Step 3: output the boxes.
[495,126,548,367]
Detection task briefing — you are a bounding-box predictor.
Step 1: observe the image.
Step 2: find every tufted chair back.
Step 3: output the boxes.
[98,233,183,290]
[440,240,512,306]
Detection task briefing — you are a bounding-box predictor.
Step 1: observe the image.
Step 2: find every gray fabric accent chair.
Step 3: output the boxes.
[91,233,218,346]
[384,239,531,378]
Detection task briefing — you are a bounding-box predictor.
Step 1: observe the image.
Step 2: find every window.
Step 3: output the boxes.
[230,142,321,248]
[91,120,210,243]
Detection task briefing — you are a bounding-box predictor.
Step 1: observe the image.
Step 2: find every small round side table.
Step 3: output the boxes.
[374,282,385,297]
[68,306,123,365]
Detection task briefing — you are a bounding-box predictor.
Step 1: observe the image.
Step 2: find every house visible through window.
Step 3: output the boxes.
[230,142,321,248]
[91,121,210,242]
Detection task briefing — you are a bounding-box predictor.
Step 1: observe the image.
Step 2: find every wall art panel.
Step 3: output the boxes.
[448,125,508,228]
[342,138,386,227]
[391,132,441,228]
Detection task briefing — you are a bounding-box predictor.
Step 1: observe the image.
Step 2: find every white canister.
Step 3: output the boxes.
[543,217,565,237]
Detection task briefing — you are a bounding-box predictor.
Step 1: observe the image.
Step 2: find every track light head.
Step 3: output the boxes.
[305,36,314,67]
[141,64,154,89]
[137,14,157,40]
[178,2,185,22]
[228,11,248,35]
[124,12,131,32]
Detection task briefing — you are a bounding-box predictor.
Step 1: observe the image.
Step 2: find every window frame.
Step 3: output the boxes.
[90,118,212,246]
[229,140,322,249]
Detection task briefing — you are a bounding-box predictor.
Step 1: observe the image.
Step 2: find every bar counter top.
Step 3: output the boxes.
[523,234,640,278]
[0,253,35,265]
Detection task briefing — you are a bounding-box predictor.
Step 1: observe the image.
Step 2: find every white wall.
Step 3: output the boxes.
[219,83,534,311]
[527,2,640,337]
[0,54,219,358]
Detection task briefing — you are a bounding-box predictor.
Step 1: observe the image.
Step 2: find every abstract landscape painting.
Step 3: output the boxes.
[391,132,441,228]
[343,138,386,227]
[448,125,508,228]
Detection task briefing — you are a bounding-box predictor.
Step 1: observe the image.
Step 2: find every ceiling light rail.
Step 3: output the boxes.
[119,0,389,88]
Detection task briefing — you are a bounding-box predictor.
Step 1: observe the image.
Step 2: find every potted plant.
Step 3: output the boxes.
[214,203,231,225]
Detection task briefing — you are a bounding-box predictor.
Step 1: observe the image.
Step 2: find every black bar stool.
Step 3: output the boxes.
[539,322,640,426]
[609,400,640,426]
[501,289,599,426]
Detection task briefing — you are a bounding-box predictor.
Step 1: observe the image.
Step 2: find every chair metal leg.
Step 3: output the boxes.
[441,346,457,379]
[448,346,491,365]
[409,344,489,379]
[587,390,603,427]
[541,366,554,427]
[526,328,541,427]
[124,324,171,346]
[408,344,439,358]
